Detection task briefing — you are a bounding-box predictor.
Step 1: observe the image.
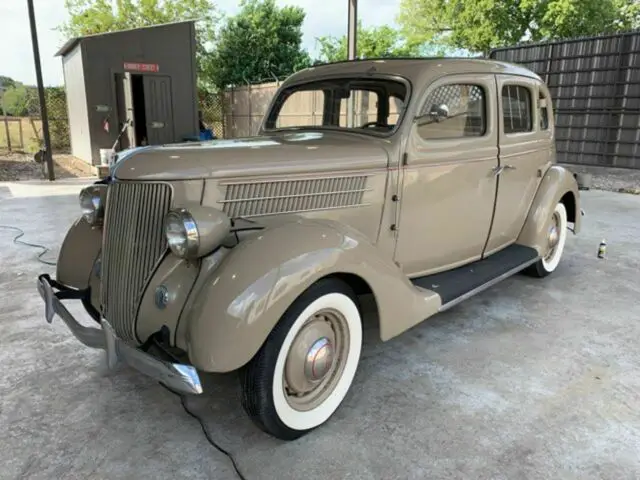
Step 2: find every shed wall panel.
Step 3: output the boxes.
[62,44,92,163]
[81,22,198,165]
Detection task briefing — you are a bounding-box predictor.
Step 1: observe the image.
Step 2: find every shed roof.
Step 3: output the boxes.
[54,19,196,57]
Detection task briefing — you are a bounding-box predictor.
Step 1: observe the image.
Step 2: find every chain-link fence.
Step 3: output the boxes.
[1,77,290,154]
[0,87,70,154]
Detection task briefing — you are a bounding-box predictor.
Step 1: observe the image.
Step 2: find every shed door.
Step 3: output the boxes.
[143,75,175,145]
[116,72,137,148]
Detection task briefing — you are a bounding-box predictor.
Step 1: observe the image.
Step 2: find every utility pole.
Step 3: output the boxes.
[346,0,357,128]
[27,0,55,180]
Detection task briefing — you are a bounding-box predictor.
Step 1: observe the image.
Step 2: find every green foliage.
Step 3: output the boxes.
[59,0,218,88]
[205,0,311,89]
[45,87,71,151]
[0,76,16,90]
[315,24,422,63]
[397,0,640,55]
[1,85,36,117]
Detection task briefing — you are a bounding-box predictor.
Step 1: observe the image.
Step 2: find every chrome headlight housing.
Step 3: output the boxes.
[79,185,107,225]
[163,206,231,259]
[164,209,200,258]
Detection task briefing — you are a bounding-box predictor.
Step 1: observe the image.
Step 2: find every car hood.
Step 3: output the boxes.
[112,131,391,181]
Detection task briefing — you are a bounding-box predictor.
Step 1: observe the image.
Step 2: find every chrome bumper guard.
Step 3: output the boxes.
[36,274,203,395]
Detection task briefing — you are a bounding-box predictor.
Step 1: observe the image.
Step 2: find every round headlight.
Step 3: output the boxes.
[164,209,199,258]
[79,186,105,225]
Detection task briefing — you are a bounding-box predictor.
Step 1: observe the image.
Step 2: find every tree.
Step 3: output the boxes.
[397,0,640,55]
[0,76,16,90]
[59,0,217,87]
[205,0,311,89]
[1,85,37,117]
[314,24,422,63]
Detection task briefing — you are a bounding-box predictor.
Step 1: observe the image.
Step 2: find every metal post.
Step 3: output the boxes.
[347,0,357,60]
[27,0,55,180]
[346,0,358,127]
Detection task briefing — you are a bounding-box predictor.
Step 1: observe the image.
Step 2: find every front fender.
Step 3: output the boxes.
[517,165,581,255]
[56,216,103,290]
[177,218,441,373]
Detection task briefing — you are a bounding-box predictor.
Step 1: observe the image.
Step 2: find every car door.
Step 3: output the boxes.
[393,74,499,276]
[483,76,553,256]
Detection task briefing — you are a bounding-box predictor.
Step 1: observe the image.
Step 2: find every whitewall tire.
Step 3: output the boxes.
[525,201,568,278]
[240,278,362,440]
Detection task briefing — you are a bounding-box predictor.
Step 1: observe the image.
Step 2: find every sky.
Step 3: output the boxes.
[0,0,401,87]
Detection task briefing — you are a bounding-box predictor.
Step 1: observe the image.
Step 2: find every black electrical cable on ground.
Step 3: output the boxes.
[0,225,57,266]
[179,395,248,480]
[1,221,247,478]
[159,383,248,480]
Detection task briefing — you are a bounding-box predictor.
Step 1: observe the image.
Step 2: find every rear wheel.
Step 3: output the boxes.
[524,201,568,278]
[240,278,362,440]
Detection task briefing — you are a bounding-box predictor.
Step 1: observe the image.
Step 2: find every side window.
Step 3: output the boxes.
[339,90,380,127]
[417,84,486,140]
[539,91,549,131]
[502,85,532,134]
[275,90,324,128]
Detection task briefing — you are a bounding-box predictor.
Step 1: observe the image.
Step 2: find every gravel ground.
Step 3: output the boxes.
[561,163,640,194]
[0,152,95,182]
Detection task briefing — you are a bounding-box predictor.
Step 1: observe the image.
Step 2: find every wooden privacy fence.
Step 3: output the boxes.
[491,30,640,169]
[220,80,401,138]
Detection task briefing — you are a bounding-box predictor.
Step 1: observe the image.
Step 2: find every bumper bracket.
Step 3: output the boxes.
[36,274,203,395]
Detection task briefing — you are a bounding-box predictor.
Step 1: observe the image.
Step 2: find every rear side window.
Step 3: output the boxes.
[502,85,532,134]
[417,84,486,140]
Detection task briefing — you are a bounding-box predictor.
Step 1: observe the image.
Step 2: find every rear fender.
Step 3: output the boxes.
[177,218,441,373]
[56,216,103,290]
[517,165,581,255]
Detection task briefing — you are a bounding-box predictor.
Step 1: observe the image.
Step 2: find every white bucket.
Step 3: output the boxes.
[99,148,115,166]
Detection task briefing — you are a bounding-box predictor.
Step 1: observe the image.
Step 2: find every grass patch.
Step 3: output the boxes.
[0,117,43,153]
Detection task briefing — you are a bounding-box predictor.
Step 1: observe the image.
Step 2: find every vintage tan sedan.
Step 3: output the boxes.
[37,58,581,440]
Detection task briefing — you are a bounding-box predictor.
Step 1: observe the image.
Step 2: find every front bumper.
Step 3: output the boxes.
[36,274,203,395]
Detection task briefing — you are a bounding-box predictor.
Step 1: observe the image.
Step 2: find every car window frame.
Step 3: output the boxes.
[500,81,536,137]
[260,73,413,138]
[414,82,489,141]
[410,73,497,150]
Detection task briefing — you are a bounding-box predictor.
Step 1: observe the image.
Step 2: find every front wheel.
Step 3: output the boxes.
[524,201,568,278]
[240,278,362,440]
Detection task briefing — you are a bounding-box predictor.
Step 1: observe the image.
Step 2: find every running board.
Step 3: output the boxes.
[410,244,539,312]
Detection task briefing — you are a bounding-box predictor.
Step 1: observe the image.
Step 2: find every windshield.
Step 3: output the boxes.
[263,76,409,136]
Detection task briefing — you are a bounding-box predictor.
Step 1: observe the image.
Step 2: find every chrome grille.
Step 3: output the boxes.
[219,175,370,218]
[101,182,172,342]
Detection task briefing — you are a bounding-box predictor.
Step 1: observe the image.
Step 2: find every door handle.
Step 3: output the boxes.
[492,164,516,176]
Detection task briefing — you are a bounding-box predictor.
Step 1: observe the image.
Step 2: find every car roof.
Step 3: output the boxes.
[281,57,542,90]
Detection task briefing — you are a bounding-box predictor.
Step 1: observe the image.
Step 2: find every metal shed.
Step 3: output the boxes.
[55,20,199,166]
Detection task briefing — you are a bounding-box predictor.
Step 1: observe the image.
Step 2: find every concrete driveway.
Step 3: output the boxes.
[1,180,639,480]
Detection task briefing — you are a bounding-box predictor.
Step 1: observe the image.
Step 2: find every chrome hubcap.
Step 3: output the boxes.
[545,212,561,262]
[283,309,349,411]
[304,337,334,382]
[548,225,559,249]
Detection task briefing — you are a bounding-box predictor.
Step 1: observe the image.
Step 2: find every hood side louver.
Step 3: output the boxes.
[219,175,371,218]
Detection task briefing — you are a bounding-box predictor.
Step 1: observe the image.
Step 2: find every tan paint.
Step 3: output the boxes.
[49,59,581,378]
[397,73,499,276]
[136,254,200,343]
[517,165,581,255]
[56,216,103,289]
[112,131,391,181]
[176,218,441,372]
[484,75,553,255]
